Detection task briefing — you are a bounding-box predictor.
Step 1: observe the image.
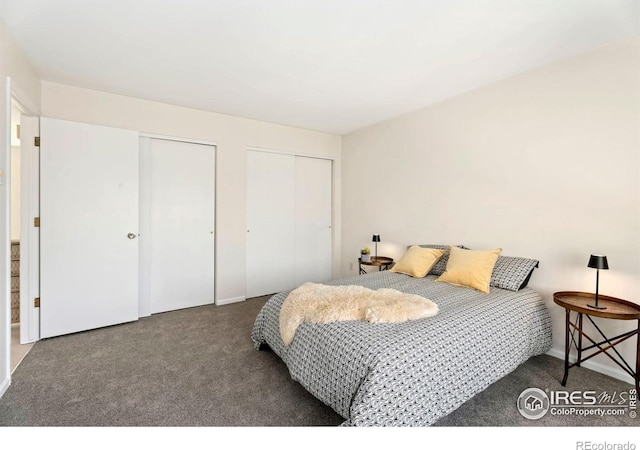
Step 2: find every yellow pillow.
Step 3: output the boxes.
[390,246,446,278]
[435,246,502,293]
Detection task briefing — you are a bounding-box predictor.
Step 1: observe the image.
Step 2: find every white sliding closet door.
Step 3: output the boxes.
[246,150,332,298]
[40,118,139,339]
[294,157,332,286]
[246,151,295,298]
[139,138,215,315]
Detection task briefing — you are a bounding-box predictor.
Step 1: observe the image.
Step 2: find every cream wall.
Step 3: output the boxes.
[40,81,342,304]
[0,19,41,397]
[342,36,640,383]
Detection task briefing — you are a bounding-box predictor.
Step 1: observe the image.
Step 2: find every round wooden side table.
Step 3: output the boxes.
[553,291,640,390]
[359,256,394,275]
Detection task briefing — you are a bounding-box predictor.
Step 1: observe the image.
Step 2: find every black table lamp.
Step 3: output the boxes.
[587,254,608,310]
[372,234,380,259]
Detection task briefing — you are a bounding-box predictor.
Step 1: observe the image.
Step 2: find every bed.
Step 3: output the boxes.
[251,246,553,426]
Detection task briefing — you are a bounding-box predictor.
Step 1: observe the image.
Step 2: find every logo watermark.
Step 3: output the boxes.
[576,442,636,450]
[517,387,637,420]
[517,387,550,420]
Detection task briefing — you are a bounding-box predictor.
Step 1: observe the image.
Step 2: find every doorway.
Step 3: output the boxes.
[9,98,34,371]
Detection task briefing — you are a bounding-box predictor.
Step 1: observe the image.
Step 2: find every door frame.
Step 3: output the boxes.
[2,77,41,397]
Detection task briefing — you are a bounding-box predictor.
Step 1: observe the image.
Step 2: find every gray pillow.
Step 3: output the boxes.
[416,245,465,276]
[490,256,539,291]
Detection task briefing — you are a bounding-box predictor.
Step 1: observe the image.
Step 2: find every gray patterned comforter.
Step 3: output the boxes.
[251,271,552,426]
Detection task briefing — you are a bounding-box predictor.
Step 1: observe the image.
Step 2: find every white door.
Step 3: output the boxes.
[246,151,295,298]
[294,157,332,285]
[139,138,215,315]
[40,118,139,338]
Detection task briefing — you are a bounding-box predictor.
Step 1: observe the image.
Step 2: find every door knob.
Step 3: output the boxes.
[127,232,137,239]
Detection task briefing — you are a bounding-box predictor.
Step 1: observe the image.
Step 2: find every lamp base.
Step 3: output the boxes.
[587,303,607,310]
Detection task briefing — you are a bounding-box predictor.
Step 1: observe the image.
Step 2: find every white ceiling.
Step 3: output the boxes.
[0,0,638,135]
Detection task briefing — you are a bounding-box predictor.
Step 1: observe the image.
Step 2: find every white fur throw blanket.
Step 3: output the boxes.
[279,282,439,346]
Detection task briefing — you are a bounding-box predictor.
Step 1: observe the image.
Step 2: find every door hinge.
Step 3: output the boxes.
[34,136,40,147]
[34,297,40,308]
[34,217,40,227]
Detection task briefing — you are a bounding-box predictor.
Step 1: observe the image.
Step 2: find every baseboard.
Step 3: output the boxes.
[546,347,635,386]
[0,375,10,399]
[216,296,246,306]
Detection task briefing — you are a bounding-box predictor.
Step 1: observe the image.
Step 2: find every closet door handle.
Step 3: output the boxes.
[127,232,138,239]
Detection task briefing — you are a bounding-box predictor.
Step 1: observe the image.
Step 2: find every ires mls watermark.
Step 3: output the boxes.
[517,387,637,420]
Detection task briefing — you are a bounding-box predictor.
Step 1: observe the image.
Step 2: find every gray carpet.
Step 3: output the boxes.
[0,296,636,427]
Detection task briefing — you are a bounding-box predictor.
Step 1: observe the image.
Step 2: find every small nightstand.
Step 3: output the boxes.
[359,256,394,275]
[553,291,640,390]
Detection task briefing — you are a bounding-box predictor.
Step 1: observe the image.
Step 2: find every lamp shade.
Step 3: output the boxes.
[372,234,380,242]
[588,254,609,270]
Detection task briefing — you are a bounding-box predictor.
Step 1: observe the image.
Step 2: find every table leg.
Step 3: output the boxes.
[577,312,583,367]
[562,308,570,386]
